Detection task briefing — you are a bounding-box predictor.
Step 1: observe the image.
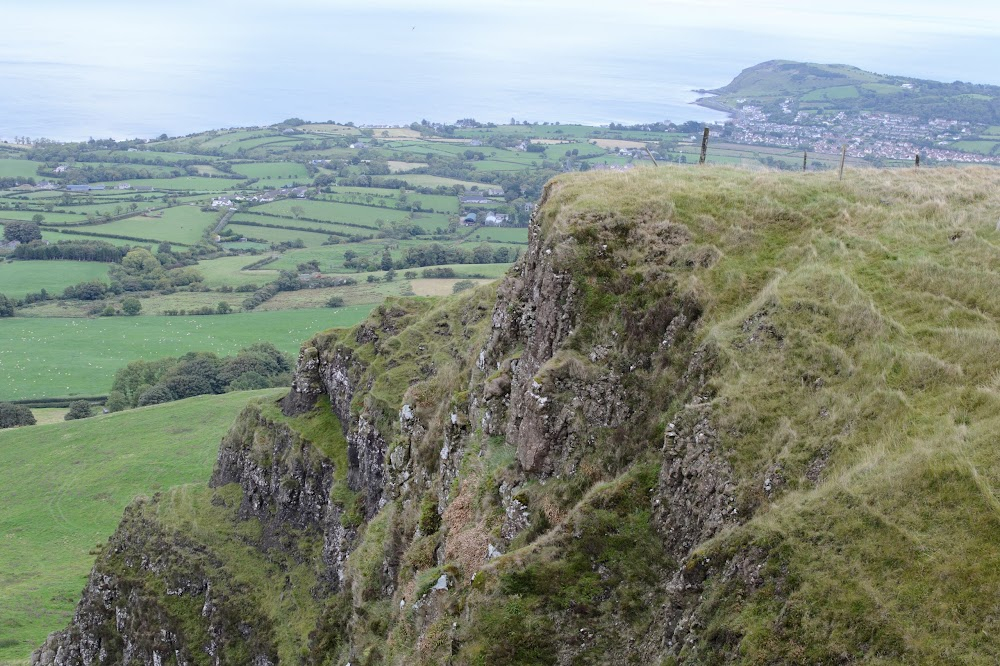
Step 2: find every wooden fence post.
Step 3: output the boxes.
[699,128,710,165]
[915,154,920,167]
[645,147,658,167]
[838,144,847,181]
[803,151,808,171]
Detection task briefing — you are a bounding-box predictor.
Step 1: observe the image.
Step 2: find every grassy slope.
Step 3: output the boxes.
[704,60,1000,123]
[0,389,284,665]
[519,165,1000,662]
[0,307,372,401]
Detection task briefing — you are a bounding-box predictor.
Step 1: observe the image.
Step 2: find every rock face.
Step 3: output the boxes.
[32,171,816,665]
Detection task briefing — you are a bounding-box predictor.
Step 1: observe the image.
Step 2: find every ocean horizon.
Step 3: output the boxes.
[2,2,998,142]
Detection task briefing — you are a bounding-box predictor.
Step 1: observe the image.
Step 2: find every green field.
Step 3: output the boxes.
[464,226,529,243]
[230,213,372,237]
[1,211,86,224]
[0,389,284,664]
[0,261,112,299]
[325,187,460,214]
[949,140,1000,155]
[195,255,279,288]
[231,162,310,180]
[0,159,42,180]
[255,199,407,226]
[801,85,860,101]
[39,229,144,247]
[89,205,217,244]
[470,160,535,172]
[0,307,372,401]
[384,174,491,189]
[266,241,405,273]
[227,223,332,247]
[256,280,408,309]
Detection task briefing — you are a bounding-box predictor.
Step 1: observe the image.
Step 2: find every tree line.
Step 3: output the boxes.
[107,343,293,410]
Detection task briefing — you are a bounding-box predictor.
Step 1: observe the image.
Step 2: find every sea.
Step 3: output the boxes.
[1,1,998,142]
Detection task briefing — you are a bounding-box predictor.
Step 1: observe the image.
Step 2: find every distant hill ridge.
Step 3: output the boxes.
[698,59,1000,124]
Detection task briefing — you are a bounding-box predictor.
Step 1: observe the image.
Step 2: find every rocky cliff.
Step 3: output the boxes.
[35,166,1000,664]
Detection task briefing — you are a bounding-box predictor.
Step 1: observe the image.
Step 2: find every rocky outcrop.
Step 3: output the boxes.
[35,174,751,666]
[211,406,335,536]
[33,504,279,666]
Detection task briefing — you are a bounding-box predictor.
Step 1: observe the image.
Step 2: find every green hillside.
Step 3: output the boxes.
[701,59,1000,123]
[0,389,284,664]
[0,307,372,401]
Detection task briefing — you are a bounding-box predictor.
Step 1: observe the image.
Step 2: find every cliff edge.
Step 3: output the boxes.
[35,166,1000,664]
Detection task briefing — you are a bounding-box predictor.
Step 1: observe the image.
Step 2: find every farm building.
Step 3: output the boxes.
[484,212,509,227]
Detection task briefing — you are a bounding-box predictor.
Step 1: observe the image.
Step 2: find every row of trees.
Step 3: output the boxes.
[108,343,292,410]
[342,244,517,272]
[0,177,35,189]
[14,239,130,262]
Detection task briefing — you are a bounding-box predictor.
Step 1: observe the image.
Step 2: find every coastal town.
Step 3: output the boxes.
[725,104,1000,165]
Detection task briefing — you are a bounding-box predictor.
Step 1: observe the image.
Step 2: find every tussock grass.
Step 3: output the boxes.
[535,165,1000,660]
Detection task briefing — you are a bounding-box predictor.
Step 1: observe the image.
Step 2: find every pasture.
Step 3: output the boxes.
[0,159,43,180]
[231,161,310,180]
[464,226,529,243]
[90,205,217,245]
[40,229,145,246]
[196,255,279,288]
[256,281,406,309]
[0,389,285,664]
[409,277,495,296]
[949,140,999,155]
[386,174,491,189]
[0,260,112,299]
[227,223,332,247]
[387,160,428,172]
[0,306,373,401]
[255,199,407,227]
[230,213,372,237]
[1,211,86,224]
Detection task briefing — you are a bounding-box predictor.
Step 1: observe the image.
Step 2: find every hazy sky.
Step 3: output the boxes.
[3,1,999,139]
[6,0,999,82]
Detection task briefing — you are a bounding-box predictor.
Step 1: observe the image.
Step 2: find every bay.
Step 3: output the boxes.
[1,1,998,141]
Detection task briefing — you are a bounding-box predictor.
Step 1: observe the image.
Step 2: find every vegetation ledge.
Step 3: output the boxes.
[33,165,1000,665]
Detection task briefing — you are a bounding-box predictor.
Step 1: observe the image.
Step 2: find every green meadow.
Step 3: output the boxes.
[230,213,374,237]
[227,223,332,247]
[195,255,279,288]
[0,159,42,180]
[86,206,215,244]
[464,226,529,243]
[0,261,112,299]
[231,161,310,180]
[255,199,406,226]
[0,389,284,664]
[0,307,372,401]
